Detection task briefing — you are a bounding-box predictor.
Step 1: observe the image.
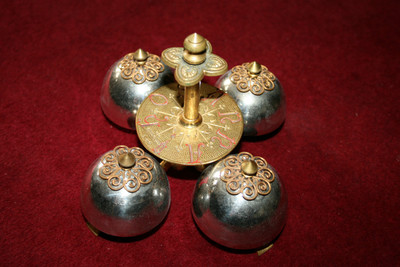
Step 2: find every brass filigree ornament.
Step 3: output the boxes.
[162,33,227,87]
[220,152,275,200]
[118,52,165,84]
[99,145,154,192]
[229,62,276,95]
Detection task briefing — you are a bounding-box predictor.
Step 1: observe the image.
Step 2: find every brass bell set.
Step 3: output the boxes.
[81,33,287,252]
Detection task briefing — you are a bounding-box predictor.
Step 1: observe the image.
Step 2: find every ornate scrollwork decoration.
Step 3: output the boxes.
[161,33,227,87]
[229,63,276,95]
[99,145,154,193]
[220,152,275,201]
[118,53,165,84]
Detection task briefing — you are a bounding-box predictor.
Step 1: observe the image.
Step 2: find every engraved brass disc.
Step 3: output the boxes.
[136,83,244,166]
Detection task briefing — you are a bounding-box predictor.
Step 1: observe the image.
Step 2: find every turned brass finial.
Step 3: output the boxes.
[247,61,262,77]
[241,160,258,176]
[184,33,207,53]
[133,49,149,65]
[183,33,207,65]
[118,152,136,168]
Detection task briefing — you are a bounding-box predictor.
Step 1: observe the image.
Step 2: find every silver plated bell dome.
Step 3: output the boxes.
[215,62,285,136]
[100,49,174,130]
[81,145,171,237]
[192,152,287,250]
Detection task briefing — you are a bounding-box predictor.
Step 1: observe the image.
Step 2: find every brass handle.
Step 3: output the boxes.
[161,33,228,125]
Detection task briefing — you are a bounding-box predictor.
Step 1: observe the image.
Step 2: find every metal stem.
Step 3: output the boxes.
[183,83,200,122]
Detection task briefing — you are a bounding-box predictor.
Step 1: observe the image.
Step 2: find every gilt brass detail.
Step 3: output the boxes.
[86,221,100,236]
[220,152,275,200]
[136,83,243,166]
[184,33,207,54]
[118,152,136,168]
[133,48,149,64]
[229,62,276,95]
[161,33,227,87]
[183,33,207,64]
[118,51,165,84]
[257,244,274,256]
[241,160,258,176]
[99,146,154,192]
[181,84,201,124]
[247,61,262,77]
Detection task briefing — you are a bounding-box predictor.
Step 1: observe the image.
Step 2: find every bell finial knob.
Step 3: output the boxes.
[241,160,258,176]
[133,48,149,64]
[247,61,262,76]
[118,152,136,168]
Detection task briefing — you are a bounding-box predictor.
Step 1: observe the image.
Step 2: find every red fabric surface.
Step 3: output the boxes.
[1,0,399,265]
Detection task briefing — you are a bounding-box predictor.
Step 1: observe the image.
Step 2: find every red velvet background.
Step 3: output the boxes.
[1,0,399,265]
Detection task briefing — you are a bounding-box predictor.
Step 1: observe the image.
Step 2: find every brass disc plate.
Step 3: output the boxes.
[136,83,244,166]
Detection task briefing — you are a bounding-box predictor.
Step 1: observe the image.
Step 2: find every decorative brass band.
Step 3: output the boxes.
[161,34,227,87]
[229,63,276,95]
[220,152,275,201]
[118,53,165,84]
[99,146,154,193]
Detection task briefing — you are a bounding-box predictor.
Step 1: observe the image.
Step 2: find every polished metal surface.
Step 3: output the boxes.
[81,148,170,237]
[192,154,287,250]
[100,57,174,130]
[215,69,285,136]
